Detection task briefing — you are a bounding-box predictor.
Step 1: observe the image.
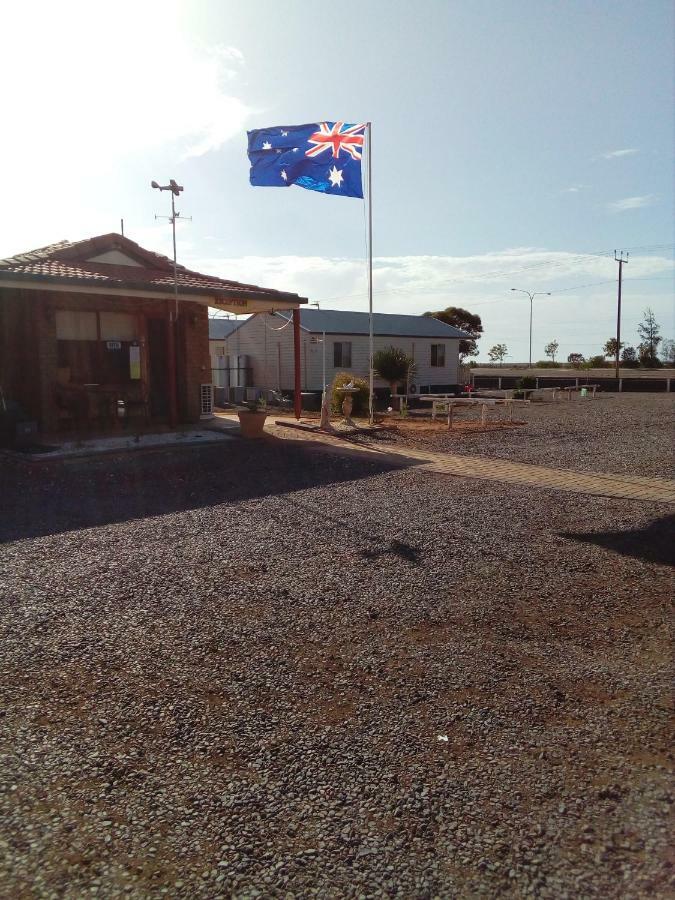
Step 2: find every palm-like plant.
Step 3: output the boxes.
[373,346,415,396]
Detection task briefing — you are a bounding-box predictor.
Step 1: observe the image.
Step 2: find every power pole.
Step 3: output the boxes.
[614,251,628,380]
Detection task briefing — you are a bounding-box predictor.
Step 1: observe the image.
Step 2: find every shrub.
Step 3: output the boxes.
[373,346,415,395]
[330,372,370,415]
[585,355,610,369]
[535,360,561,368]
[511,376,536,399]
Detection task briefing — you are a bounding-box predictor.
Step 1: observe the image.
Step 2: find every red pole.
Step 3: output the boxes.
[166,300,178,426]
[293,308,302,420]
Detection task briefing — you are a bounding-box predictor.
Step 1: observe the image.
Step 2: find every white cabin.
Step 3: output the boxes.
[209,308,469,397]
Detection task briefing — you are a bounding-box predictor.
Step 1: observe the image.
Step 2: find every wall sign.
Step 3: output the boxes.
[129,344,141,380]
[106,340,122,350]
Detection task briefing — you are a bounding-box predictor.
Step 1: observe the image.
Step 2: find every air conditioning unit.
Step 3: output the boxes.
[408,383,418,394]
[200,384,214,418]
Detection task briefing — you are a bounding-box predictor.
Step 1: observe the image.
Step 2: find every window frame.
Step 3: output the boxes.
[333,340,352,368]
[430,343,446,367]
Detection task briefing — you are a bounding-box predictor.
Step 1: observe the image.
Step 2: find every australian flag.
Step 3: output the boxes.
[247,122,366,199]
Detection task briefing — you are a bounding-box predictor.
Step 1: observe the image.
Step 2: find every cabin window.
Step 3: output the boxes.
[431,344,446,367]
[333,341,352,368]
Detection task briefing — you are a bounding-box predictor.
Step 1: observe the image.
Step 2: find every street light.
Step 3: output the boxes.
[510,288,551,368]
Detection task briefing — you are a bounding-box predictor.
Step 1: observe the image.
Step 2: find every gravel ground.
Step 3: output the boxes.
[0,431,673,898]
[368,393,674,479]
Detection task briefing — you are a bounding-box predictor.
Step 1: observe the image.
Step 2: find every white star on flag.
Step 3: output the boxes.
[262,141,272,150]
[328,166,344,188]
[281,130,289,136]
[281,170,288,181]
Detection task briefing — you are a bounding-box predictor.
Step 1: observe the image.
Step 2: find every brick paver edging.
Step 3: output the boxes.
[280,427,675,504]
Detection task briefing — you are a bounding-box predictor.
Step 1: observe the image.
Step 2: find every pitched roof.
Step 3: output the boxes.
[275,308,470,338]
[208,318,243,339]
[0,233,306,305]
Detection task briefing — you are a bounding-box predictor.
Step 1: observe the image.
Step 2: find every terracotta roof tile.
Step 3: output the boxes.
[0,233,306,305]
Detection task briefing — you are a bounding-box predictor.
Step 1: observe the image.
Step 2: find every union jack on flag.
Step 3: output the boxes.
[305,122,366,161]
[247,121,367,198]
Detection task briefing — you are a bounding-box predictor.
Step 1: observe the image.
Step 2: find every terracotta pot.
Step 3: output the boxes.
[237,410,268,438]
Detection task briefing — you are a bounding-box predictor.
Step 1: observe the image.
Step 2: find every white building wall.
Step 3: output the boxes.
[211,314,461,392]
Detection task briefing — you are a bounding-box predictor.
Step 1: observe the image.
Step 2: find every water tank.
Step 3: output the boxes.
[238,355,248,388]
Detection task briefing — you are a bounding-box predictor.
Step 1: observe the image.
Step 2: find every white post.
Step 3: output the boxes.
[367,121,374,425]
[319,330,332,430]
[322,330,326,395]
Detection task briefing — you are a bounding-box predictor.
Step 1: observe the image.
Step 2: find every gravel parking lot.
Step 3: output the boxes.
[374,393,674,479]
[1,398,673,898]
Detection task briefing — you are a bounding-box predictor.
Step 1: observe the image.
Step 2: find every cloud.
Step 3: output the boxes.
[194,247,674,361]
[601,148,639,159]
[0,1,253,174]
[190,247,674,308]
[607,195,657,213]
[561,185,582,193]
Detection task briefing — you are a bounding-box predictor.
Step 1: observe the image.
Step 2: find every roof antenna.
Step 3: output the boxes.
[120,218,124,236]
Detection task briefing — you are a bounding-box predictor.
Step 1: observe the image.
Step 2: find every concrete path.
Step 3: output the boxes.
[383,445,675,503]
[271,420,675,504]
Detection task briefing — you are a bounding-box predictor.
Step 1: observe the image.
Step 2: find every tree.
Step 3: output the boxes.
[372,346,415,396]
[621,346,638,367]
[660,338,675,365]
[637,308,662,366]
[544,340,559,363]
[488,344,508,366]
[567,353,585,368]
[603,338,623,358]
[423,307,483,360]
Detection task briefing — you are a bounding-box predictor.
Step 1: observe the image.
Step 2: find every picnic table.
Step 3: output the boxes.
[552,384,600,400]
[420,395,530,428]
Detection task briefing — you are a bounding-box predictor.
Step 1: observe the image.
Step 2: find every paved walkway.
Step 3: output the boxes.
[270,420,675,504]
[382,445,675,503]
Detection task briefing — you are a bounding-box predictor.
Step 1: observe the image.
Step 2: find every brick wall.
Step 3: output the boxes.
[0,287,210,432]
[177,302,211,422]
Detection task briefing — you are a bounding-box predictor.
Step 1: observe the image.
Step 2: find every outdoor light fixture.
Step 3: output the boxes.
[510,288,552,368]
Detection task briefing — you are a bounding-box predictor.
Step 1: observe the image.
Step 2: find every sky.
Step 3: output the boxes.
[1,0,673,362]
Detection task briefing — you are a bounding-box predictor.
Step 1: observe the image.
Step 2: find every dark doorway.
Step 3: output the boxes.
[147,317,169,419]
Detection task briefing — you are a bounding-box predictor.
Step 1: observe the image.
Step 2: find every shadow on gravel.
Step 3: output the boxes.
[281,496,422,565]
[0,437,412,544]
[362,539,422,565]
[561,514,675,567]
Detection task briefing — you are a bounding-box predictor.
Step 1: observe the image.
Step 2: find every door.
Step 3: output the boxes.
[147,317,169,418]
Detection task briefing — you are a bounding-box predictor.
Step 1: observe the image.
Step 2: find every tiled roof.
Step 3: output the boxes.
[274,308,471,339]
[0,233,306,305]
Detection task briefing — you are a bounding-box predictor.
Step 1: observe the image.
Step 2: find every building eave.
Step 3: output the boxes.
[0,274,307,312]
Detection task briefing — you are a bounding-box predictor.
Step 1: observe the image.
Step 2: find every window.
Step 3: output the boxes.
[431,344,446,367]
[333,341,352,368]
[55,309,141,384]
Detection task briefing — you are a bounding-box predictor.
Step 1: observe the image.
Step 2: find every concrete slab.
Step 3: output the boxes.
[3,428,235,462]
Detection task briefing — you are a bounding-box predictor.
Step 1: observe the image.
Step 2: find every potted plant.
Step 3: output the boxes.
[237,394,268,438]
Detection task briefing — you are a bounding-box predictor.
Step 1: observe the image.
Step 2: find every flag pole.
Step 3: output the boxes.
[367,121,374,425]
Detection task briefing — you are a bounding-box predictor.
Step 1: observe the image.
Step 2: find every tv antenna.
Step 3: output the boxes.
[150,178,191,427]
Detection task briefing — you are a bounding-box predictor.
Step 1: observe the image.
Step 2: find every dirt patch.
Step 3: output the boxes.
[379,417,526,435]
